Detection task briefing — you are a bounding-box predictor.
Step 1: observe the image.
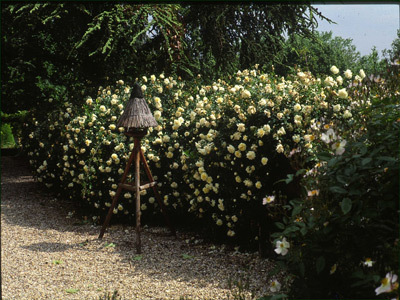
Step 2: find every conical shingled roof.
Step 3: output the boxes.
[117,83,158,131]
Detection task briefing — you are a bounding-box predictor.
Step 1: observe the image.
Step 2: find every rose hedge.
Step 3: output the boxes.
[24,67,367,245]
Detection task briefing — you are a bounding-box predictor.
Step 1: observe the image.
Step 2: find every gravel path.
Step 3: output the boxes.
[1,156,276,300]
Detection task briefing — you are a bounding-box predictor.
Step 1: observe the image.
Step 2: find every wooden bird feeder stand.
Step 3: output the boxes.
[98,83,175,254]
[98,129,176,253]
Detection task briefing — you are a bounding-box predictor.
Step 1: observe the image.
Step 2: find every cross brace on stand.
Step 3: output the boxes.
[98,131,176,253]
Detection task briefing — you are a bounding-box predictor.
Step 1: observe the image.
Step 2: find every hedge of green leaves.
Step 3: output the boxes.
[25,67,367,241]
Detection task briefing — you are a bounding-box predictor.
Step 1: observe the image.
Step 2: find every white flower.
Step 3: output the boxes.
[336,76,343,85]
[237,123,246,132]
[333,104,341,112]
[324,76,336,87]
[227,145,235,153]
[359,69,366,79]
[338,88,348,99]
[363,258,375,267]
[375,272,398,295]
[247,106,256,114]
[332,140,347,155]
[321,129,337,144]
[257,128,265,138]
[293,103,302,112]
[99,105,106,112]
[261,157,268,165]
[307,189,320,197]
[263,124,271,134]
[238,143,247,152]
[246,151,256,160]
[154,110,162,120]
[277,127,286,136]
[344,69,353,79]
[241,89,251,98]
[86,98,93,105]
[274,237,290,256]
[330,65,339,75]
[262,195,275,205]
[270,280,281,292]
[227,230,235,237]
[276,144,284,153]
[343,110,352,119]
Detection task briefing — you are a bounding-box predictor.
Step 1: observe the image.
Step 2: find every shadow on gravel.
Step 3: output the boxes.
[1,156,91,233]
[22,241,75,252]
[2,156,272,296]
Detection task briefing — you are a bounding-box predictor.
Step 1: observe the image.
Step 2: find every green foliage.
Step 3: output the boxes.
[65,288,79,294]
[182,4,330,81]
[271,80,399,298]
[277,31,362,76]
[1,123,16,149]
[2,3,328,116]
[1,111,29,148]
[23,66,365,250]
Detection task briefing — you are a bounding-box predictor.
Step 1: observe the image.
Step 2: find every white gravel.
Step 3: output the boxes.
[1,156,278,299]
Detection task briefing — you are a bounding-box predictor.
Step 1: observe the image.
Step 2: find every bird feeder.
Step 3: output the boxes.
[99,83,175,253]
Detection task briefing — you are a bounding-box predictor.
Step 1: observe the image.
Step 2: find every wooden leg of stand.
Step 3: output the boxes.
[139,150,176,236]
[134,138,142,254]
[99,149,136,239]
[99,186,122,239]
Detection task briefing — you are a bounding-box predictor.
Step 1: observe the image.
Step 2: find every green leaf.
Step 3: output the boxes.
[52,259,63,265]
[283,225,299,235]
[341,198,352,215]
[275,222,285,230]
[300,227,307,236]
[104,242,116,248]
[361,157,372,165]
[377,156,396,162]
[182,253,194,259]
[316,256,325,274]
[132,255,142,261]
[291,205,302,217]
[284,174,294,184]
[329,186,347,194]
[328,157,340,167]
[317,152,332,161]
[66,288,79,294]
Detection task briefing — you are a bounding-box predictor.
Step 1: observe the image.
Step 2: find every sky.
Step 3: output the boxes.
[312,4,399,57]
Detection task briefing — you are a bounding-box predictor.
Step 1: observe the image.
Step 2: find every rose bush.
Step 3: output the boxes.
[24,66,367,248]
[266,70,399,299]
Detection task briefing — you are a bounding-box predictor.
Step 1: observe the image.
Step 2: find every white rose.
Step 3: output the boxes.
[330,65,339,75]
[344,69,352,79]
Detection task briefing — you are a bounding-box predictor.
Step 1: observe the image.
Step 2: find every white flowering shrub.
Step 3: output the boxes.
[24,67,365,244]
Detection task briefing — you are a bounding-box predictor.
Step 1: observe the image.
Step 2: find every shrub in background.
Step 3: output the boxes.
[23,66,368,252]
